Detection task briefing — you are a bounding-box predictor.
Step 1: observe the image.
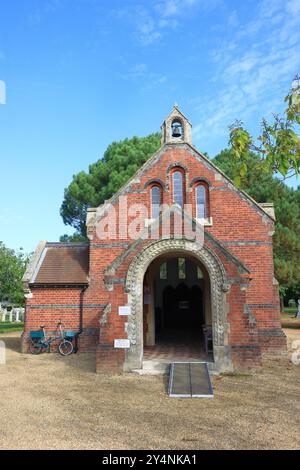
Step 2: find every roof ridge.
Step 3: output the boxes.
[46,242,89,248]
[184,142,275,222]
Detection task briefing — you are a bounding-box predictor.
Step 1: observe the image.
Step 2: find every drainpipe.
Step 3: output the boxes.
[75,285,87,353]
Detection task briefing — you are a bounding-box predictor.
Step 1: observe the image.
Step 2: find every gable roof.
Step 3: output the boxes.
[161,105,192,127]
[92,142,275,224]
[185,142,275,222]
[23,242,89,286]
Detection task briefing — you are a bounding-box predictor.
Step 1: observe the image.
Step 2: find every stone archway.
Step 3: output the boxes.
[124,238,233,373]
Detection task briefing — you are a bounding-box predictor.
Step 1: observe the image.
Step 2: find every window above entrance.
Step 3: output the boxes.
[197,266,204,279]
[150,185,162,219]
[192,180,212,226]
[178,258,186,279]
[170,167,185,207]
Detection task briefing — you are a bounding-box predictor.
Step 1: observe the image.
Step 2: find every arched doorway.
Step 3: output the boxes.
[143,255,211,361]
[124,238,232,373]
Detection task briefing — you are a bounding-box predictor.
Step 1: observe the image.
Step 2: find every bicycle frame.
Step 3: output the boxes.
[35,323,66,350]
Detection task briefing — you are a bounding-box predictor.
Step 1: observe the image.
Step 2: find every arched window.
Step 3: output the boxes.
[178,258,186,279]
[195,183,209,219]
[172,170,184,207]
[150,185,161,219]
[197,266,204,279]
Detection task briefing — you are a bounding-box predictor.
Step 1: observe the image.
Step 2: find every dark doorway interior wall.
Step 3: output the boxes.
[162,283,203,329]
[154,257,206,344]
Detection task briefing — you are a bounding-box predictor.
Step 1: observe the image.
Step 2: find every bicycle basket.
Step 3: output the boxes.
[30,331,44,339]
[65,330,77,338]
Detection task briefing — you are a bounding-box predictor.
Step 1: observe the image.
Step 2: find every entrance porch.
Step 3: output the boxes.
[142,255,213,369]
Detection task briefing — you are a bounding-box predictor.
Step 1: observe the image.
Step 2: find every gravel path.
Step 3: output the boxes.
[0,331,299,450]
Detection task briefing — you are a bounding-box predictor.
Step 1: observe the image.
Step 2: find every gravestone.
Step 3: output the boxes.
[0,340,5,364]
[20,308,25,322]
[13,308,19,322]
[1,308,7,322]
[13,308,24,322]
[0,306,25,322]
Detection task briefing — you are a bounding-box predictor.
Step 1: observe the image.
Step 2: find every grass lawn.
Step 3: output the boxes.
[281,308,300,328]
[284,307,297,316]
[0,322,24,334]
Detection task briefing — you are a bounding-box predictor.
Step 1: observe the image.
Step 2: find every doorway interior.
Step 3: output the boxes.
[143,254,213,362]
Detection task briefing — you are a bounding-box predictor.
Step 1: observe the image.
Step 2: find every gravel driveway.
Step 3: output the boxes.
[0,330,299,450]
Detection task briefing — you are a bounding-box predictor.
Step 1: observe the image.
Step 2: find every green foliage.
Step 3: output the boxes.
[213,149,300,301]
[229,80,300,184]
[0,242,30,306]
[60,133,161,235]
[285,282,300,303]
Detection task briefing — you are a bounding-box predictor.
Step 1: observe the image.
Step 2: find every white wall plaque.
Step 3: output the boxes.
[118,306,131,316]
[114,339,130,349]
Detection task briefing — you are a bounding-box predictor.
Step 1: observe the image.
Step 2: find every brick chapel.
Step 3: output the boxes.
[22,106,287,373]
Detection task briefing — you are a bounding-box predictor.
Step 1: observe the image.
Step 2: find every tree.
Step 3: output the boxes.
[213,150,300,305]
[59,233,88,243]
[0,242,30,306]
[228,77,300,187]
[60,133,161,237]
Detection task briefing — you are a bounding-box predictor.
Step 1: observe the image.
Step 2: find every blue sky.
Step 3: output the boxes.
[0,0,299,253]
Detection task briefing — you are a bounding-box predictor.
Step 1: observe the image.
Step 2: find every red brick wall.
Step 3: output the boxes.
[24,144,286,370]
[22,287,100,353]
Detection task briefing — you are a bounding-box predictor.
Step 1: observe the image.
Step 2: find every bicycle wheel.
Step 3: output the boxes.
[58,340,73,356]
[29,341,43,355]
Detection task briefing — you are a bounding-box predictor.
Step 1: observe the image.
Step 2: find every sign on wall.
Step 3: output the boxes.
[114,339,131,349]
[118,306,131,316]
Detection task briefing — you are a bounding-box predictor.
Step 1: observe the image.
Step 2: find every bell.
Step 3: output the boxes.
[172,125,182,138]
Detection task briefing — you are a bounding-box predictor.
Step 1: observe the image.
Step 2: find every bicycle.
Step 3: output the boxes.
[29,321,74,356]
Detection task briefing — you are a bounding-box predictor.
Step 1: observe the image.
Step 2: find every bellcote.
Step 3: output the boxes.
[161,105,192,146]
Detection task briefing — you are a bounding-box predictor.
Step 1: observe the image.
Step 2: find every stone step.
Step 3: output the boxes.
[132,368,167,375]
[132,360,170,375]
[143,360,169,369]
[132,359,217,376]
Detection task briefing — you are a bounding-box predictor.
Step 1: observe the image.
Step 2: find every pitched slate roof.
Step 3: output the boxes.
[26,243,89,285]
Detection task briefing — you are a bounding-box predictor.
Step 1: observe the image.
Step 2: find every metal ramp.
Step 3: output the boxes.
[168,362,213,398]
